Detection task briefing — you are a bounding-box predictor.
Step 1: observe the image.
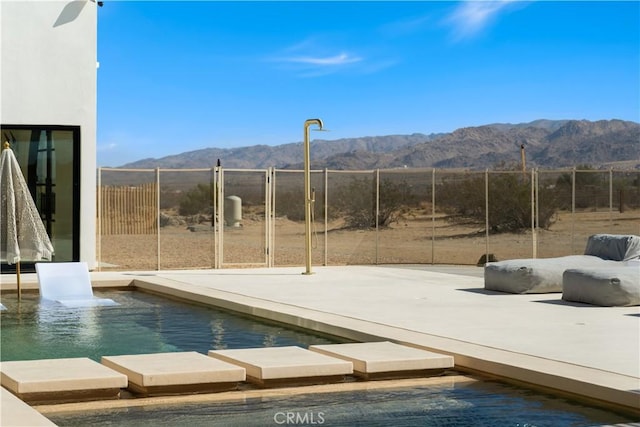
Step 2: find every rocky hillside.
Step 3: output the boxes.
[119,119,639,171]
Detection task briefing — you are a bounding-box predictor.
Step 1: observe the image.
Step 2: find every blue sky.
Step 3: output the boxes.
[96,1,640,167]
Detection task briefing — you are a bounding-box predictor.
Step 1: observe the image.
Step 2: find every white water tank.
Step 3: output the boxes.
[224,195,242,227]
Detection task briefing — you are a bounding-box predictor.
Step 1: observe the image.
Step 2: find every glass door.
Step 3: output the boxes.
[1,125,80,273]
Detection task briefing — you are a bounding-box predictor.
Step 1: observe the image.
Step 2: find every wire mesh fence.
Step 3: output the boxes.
[97,167,640,271]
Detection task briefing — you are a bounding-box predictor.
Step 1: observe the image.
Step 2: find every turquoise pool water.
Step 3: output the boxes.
[47,380,638,426]
[0,290,342,362]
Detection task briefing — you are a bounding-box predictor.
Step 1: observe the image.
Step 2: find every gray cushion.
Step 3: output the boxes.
[583,234,640,261]
[484,255,616,294]
[484,234,640,294]
[562,263,640,306]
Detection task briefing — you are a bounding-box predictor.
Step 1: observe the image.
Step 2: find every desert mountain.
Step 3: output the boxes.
[118,119,639,171]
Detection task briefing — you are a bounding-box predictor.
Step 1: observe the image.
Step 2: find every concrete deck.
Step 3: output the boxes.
[1,264,639,424]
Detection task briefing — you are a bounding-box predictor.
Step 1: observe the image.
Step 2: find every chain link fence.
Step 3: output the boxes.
[97,167,640,271]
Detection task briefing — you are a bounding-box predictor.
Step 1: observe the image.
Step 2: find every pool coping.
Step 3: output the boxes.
[1,265,639,424]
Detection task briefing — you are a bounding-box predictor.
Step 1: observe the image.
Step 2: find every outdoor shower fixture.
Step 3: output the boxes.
[303,118,324,275]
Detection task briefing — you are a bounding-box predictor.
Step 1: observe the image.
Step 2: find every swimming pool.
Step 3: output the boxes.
[44,378,638,426]
[0,290,343,362]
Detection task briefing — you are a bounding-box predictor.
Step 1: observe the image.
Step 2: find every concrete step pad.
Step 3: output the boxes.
[208,346,353,387]
[0,358,127,404]
[309,341,454,379]
[101,351,246,396]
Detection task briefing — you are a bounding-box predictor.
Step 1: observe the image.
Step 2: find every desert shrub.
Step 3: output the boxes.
[556,168,640,211]
[487,174,537,232]
[555,165,609,210]
[614,172,640,210]
[275,187,327,222]
[178,183,213,216]
[435,173,485,221]
[159,189,183,210]
[436,173,559,233]
[275,188,305,221]
[332,176,418,229]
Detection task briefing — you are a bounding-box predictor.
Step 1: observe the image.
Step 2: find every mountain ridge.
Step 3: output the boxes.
[116,119,640,170]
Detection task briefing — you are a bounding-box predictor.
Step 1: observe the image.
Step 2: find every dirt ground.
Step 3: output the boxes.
[98,209,640,271]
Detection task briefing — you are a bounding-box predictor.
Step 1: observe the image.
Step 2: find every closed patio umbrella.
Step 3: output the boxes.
[1,141,54,299]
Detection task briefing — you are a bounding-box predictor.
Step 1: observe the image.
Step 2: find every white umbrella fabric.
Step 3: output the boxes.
[1,141,54,298]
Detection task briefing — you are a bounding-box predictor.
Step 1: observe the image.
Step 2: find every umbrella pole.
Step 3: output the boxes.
[17,261,21,300]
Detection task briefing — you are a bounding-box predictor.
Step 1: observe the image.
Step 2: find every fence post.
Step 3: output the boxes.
[324,168,328,267]
[265,168,272,267]
[156,168,160,271]
[375,169,380,265]
[218,167,224,268]
[431,168,436,265]
[609,168,613,226]
[209,167,216,268]
[267,167,273,268]
[485,169,489,262]
[213,165,221,269]
[97,167,102,271]
[571,168,576,254]
[532,168,537,259]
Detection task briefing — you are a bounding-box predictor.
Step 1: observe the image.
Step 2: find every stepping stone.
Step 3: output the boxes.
[309,341,454,380]
[208,346,353,387]
[0,357,127,404]
[101,352,246,396]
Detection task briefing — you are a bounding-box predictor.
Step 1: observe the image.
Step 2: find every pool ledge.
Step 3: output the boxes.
[1,387,56,427]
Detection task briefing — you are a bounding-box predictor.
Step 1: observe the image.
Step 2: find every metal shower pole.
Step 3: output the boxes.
[303,119,323,275]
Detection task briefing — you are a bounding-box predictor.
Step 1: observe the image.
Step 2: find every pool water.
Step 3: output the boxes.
[46,380,638,427]
[0,290,342,362]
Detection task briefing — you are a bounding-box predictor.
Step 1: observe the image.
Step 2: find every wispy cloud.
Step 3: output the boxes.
[268,37,370,77]
[379,14,433,38]
[283,52,363,67]
[267,35,401,78]
[97,142,118,152]
[273,51,364,77]
[445,0,519,41]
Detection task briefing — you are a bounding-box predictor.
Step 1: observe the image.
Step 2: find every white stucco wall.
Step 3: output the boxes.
[0,0,97,268]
